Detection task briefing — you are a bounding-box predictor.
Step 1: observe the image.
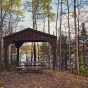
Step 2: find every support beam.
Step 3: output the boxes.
[15,42,23,66]
[17,47,19,66]
[4,47,9,70]
[34,42,36,62]
[53,47,56,71]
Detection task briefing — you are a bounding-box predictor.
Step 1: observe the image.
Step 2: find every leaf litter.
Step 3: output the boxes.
[0,70,88,88]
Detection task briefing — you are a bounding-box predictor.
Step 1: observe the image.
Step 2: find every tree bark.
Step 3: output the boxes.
[0,0,3,61]
[67,0,71,72]
[74,0,79,75]
[59,0,62,70]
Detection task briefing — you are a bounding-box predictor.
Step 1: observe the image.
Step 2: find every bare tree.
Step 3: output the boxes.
[67,0,71,72]
[32,0,37,63]
[56,0,59,37]
[74,0,79,75]
[8,0,13,66]
[59,0,62,70]
[0,0,3,62]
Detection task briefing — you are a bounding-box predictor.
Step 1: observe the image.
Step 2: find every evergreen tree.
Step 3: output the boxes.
[80,23,87,55]
[39,42,52,61]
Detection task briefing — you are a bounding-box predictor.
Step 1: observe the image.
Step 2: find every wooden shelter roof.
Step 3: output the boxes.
[3,27,57,48]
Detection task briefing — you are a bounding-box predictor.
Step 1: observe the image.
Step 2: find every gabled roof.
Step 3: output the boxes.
[3,28,57,47]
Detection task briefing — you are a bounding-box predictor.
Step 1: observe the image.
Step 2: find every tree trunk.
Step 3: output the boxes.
[47,3,51,69]
[32,0,37,63]
[67,0,71,72]
[56,0,59,68]
[48,4,50,34]
[56,0,59,37]
[8,0,13,67]
[59,0,62,70]
[0,0,3,63]
[74,0,79,75]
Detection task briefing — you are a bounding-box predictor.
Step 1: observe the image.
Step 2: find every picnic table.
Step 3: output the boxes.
[16,62,48,73]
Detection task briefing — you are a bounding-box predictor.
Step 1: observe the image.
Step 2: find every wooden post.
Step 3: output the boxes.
[53,47,56,71]
[34,43,36,66]
[4,47,9,70]
[17,47,19,66]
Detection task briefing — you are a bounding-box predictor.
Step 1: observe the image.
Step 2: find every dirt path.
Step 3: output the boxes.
[0,70,88,88]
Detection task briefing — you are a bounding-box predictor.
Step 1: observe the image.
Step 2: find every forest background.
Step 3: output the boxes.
[0,0,88,76]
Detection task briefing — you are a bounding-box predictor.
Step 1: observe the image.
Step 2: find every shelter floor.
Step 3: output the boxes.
[0,70,88,88]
